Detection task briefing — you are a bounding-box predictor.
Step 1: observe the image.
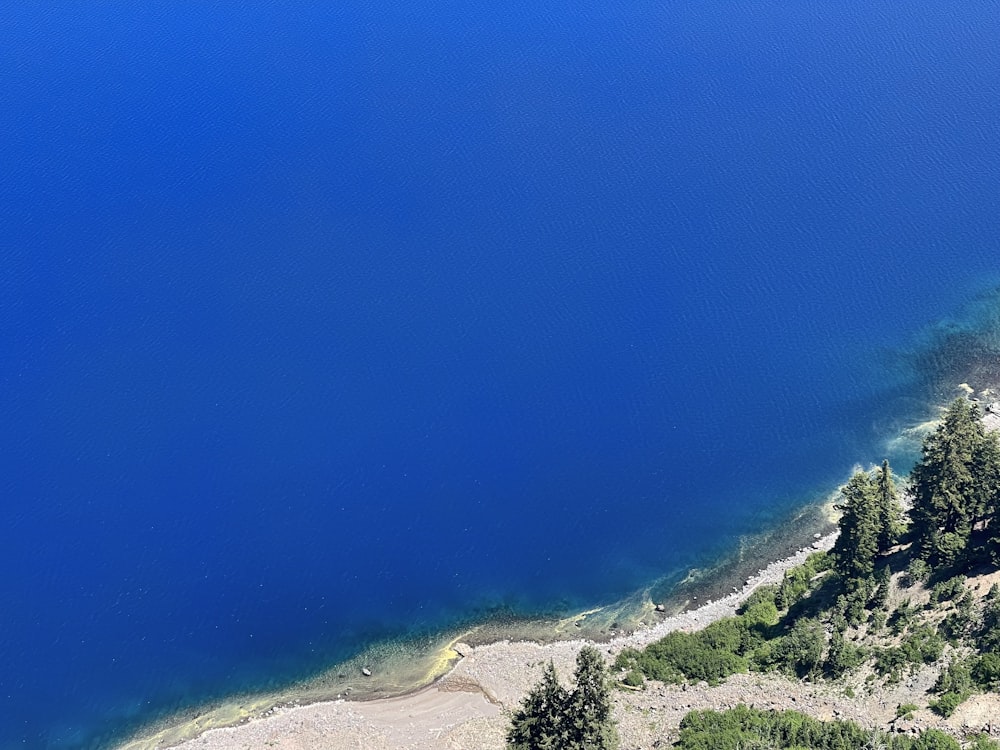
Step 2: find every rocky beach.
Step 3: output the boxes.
[118,533,852,750]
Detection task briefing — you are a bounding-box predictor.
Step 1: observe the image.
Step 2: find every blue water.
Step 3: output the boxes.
[2,1,1000,747]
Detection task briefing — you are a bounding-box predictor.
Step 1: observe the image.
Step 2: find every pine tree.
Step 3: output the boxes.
[565,646,618,750]
[507,647,618,750]
[833,470,879,590]
[507,661,569,750]
[971,429,1000,531]
[875,459,903,554]
[911,398,983,563]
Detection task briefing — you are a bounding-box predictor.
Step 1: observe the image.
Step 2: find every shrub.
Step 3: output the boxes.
[972,652,1000,691]
[929,575,967,606]
[616,626,749,686]
[770,618,825,679]
[896,703,919,720]
[929,691,967,718]
[932,658,973,696]
[824,632,864,679]
[738,584,778,614]
[911,729,961,750]
[900,625,945,665]
[621,669,644,688]
[906,558,931,587]
[674,706,961,750]
[890,599,914,634]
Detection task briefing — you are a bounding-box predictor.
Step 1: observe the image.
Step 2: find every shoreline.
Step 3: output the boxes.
[114,522,838,750]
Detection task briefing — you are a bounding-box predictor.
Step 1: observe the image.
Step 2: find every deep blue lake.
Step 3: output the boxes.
[2,1,1000,747]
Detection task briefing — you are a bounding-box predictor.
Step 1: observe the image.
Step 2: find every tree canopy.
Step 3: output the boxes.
[911,397,1000,565]
[507,645,618,750]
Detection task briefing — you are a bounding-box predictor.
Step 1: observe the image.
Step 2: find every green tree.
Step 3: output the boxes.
[832,470,879,590]
[565,646,619,750]
[910,398,982,563]
[507,661,569,750]
[973,430,1000,556]
[875,459,903,553]
[508,646,618,750]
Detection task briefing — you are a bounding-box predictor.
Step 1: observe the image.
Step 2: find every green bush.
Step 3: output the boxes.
[967,734,1000,750]
[874,647,907,683]
[774,618,825,678]
[933,659,974,696]
[675,706,961,750]
[774,552,831,611]
[824,632,864,679]
[972,652,1000,690]
[929,575,967,606]
[906,558,931,587]
[615,625,749,686]
[911,729,961,750]
[900,625,944,665]
[738,584,778,614]
[890,599,915,634]
[621,669,644,688]
[896,703,919,720]
[929,691,967,718]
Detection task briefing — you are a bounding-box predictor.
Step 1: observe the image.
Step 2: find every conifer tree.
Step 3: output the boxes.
[875,459,903,554]
[911,398,983,563]
[507,646,619,750]
[565,646,619,750]
[971,428,1000,532]
[507,661,569,750]
[833,470,879,590]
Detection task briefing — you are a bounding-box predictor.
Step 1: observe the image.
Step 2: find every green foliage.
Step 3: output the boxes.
[675,706,960,750]
[775,553,832,610]
[871,565,892,611]
[739,584,779,614]
[507,661,569,750]
[972,652,1000,690]
[832,471,880,590]
[565,646,618,750]
[874,647,908,683]
[770,618,826,679]
[900,624,945,665]
[928,692,966,718]
[896,703,919,720]
[507,646,618,750]
[741,598,780,629]
[616,623,750,686]
[905,558,931,587]
[929,575,967,605]
[932,658,974,696]
[873,627,943,684]
[870,610,887,633]
[876,460,904,553]
[890,599,915,634]
[910,729,961,750]
[967,734,1000,750]
[620,669,643,688]
[910,398,990,565]
[823,632,865,679]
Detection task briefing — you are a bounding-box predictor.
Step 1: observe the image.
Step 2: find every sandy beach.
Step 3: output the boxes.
[117,531,841,750]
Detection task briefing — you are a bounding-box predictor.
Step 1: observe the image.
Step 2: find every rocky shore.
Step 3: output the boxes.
[119,533,876,750]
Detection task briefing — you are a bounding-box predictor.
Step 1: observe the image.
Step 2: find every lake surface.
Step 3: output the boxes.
[2,1,1000,747]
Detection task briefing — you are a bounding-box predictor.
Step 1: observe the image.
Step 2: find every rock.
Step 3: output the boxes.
[814,533,822,539]
[453,642,473,657]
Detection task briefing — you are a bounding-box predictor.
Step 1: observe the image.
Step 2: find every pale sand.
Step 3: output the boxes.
[119,533,837,750]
